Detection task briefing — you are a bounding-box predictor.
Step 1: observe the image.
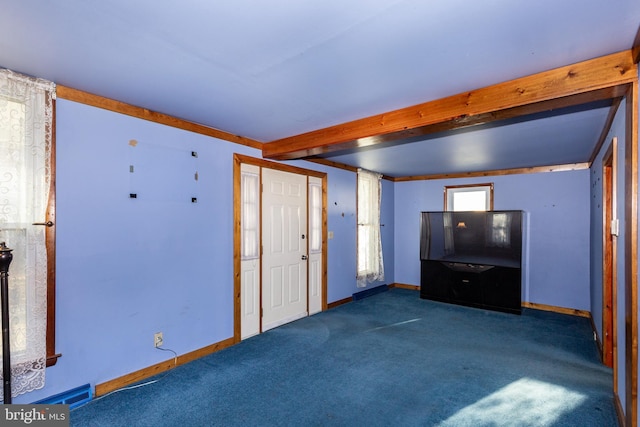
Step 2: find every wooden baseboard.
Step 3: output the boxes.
[95,336,236,397]
[327,297,352,309]
[389,283,420,291]
[521,301,591,318]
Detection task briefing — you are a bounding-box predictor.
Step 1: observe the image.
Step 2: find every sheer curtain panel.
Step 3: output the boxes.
[356,169,384,288]
[0,69,54,400]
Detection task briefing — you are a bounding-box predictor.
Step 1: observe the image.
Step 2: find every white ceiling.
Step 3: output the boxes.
[1,1,638,177]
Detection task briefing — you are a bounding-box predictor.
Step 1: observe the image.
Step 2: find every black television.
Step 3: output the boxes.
[420,210,523,269]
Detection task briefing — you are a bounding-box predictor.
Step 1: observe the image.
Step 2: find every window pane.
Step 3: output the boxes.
[357,225,372,272]
[241,171,259,259]
[309,183,321,253]
[453,190,487,211]
[445,184,493,211]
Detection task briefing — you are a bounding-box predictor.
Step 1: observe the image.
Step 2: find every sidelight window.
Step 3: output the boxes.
[308,182,322,254]
[240,171,260,260]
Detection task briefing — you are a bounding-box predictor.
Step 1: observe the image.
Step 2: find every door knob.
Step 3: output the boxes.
[32,221,54,227]
[301,255,308,260]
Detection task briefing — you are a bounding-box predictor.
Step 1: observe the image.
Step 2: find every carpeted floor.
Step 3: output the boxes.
[70,288,618,426]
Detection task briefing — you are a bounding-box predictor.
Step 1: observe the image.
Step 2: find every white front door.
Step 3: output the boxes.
[262,168,308,331]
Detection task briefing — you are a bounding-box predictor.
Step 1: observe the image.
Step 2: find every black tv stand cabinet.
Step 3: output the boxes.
[420,260,521,315]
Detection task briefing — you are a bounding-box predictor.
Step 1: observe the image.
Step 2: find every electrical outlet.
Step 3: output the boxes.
[154,332,163,348]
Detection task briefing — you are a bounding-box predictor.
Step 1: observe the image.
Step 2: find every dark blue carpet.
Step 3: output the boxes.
[70,289,617,426]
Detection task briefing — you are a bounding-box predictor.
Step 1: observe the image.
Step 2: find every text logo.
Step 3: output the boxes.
[2,405,69,426]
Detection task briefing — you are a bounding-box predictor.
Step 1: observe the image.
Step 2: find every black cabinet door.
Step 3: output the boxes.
[479,266,521,314]
[420,260,521,314]
[420,261,452,302]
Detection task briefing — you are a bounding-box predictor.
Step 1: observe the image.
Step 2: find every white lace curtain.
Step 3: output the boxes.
[0,69,54,400]
[356,169,384,287]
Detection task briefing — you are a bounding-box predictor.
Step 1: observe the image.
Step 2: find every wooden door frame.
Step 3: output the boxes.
[233,153,327,343]
[623,78,639,427]
[46,98,59,366]
[602,138,617,371]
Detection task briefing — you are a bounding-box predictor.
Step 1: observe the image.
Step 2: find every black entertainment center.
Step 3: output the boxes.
[419,210,523,314]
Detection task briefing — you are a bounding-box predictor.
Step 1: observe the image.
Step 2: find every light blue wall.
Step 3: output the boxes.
[394,171,591,310]
[319,166,360,302]
[18,99,380,403]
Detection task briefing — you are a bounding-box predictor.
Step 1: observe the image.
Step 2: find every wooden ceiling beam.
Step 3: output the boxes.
[263,50,637,160]
[57,85,263,149]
